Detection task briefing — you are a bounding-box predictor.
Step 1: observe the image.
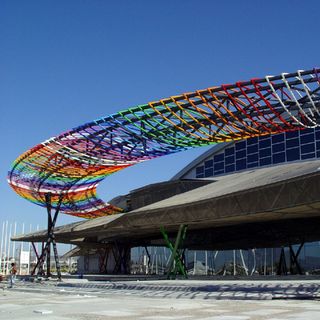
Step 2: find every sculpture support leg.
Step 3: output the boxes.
[31,193,63,280]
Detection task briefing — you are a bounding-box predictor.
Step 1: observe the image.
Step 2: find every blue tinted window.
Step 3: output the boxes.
[247,144,258,154]
[248,153,258,163]
[214,153,224,162]
[259,139,271,149]
[235,141,246,150]
[272,134,284,143]
[247,162,258,168]
[236,150,246,159]
[300,128,314,135]
[225,147,235,156]
[197,129,319,178]
[214,162,224,170]
[300,134,314,144]
[260,157,272,166]
[301,143,315,154]
[259,148,271,158]
[286,148,300,161]
[236,159,247,171]
[205,159,213,168]
[225,164,235,173]
[273,152,285,164]
[286,131,299,139]
[205,168,214,177]
[286,138,299,148]
[196,166,204,174]
[272,143,285,153]
[259,135,271,140]
[301,153,315,160]
[225,155,235,165]
[247,137,258,145]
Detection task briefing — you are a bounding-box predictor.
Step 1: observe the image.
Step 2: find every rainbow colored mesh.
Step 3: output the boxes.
[7,69,320,218]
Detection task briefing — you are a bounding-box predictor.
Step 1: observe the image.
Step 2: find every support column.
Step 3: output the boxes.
[276,243,304,276]
[111,242,131,274]
[98,246,110,274]
[144,246,151,274]
[289,243,304,275]
[45,193,51,277]
[277,247,287,275]
[31,193,63,280]
[160,224,188,279]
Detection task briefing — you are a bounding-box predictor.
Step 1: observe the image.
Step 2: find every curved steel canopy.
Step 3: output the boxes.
[7,69,320,218]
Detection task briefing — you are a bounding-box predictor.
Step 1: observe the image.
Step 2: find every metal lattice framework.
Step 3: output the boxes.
[8,69,320,218]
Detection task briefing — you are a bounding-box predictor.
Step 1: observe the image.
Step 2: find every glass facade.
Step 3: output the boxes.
[131,243,320,275]
[196,127,320,178]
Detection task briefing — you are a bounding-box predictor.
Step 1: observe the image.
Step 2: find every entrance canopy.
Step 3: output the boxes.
[13,159,320,249]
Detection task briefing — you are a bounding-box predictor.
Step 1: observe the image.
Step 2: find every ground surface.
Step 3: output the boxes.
[0,278,320,319]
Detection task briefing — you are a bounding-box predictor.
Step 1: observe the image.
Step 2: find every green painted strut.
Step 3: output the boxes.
[160,224,188,279]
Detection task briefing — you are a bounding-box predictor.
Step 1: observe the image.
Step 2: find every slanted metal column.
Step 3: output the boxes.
[277,243,304,276]
[160,224,188,279]
[144,246,151,273]
[111,242,131,274]
[31,242,40,268]
[289,243,304,275]
[277,247,287,275]
[98,246,110,274]
[45,193,52,276]
[31,193,63,279]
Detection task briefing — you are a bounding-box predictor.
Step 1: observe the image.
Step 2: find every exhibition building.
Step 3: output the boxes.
[9,68,320,278]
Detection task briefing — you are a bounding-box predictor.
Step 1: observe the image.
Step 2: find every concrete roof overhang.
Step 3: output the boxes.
[13,160,320,250]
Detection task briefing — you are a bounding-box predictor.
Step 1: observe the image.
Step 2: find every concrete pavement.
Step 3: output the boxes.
[0,278,319,319]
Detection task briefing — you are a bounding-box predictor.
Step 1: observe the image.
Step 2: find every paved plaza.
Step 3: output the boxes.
[0,279,320,319]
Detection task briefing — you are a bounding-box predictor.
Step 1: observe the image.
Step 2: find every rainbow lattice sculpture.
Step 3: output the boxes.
[8,69,320,218]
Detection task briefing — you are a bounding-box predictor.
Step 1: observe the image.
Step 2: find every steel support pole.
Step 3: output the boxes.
[31,242,48,276]
[289,243,304,275]
[36,193,63,279]
[45,193,52,276]
[144,246,151,273]
[31,242,40,261]
[50,194,63,280]
[98,247,109,273]
[160,224,188,279]
[111,242,130,274]
[277,247,287,275]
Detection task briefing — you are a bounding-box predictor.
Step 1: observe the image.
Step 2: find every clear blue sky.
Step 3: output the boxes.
[1,0,319,230]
